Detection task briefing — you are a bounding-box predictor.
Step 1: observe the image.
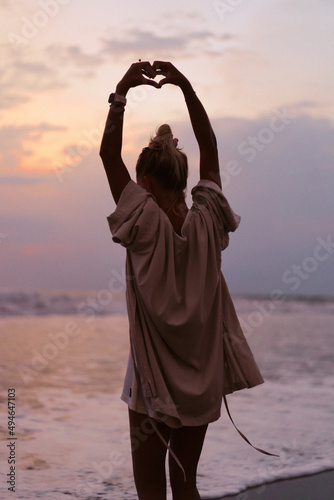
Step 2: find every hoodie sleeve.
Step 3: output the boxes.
[107,180,161,252]
[191,179,241,250]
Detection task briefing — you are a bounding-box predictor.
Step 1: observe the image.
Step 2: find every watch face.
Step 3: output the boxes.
[108,93,115,103]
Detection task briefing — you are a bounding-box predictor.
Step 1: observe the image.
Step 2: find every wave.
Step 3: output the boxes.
[233,293,334,315]
[0,289,127,317]
[0,289,333,317]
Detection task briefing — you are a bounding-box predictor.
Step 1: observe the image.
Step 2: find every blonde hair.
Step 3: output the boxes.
[136,124,188,192]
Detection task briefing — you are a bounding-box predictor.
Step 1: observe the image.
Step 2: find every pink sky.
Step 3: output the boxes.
[1,0,333,296]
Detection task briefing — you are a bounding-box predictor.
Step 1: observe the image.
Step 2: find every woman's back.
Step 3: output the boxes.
[164,203,188,236]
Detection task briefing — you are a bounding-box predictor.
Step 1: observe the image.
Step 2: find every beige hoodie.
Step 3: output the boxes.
[107,179,264,428]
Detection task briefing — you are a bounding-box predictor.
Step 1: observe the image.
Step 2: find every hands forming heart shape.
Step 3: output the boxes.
[117,61,188,93]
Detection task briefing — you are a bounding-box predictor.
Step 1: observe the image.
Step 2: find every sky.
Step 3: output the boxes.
[0,0,333,297]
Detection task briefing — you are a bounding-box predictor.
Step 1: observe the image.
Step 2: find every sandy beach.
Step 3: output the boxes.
[1,308,334,499]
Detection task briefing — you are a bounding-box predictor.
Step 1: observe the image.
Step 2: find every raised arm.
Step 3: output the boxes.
[100,62,158,203]
[153,61,221,187]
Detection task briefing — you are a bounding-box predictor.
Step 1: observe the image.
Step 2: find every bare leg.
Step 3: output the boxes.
[128,408,172,500]
[169,424,208,500]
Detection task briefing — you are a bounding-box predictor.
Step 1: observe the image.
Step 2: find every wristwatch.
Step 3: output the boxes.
[108,93,127,105]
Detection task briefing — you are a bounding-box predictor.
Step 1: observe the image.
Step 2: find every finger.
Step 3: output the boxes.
[142,63,156,79]
[153,60,169,67]
[137,60,156,80]
[137,60,150,66]
[142,67,155,79]
[156,77,169,88]
[142,77,159,88]
[141,68,151,78]
[137,60,155,77]
[153,60,170,75]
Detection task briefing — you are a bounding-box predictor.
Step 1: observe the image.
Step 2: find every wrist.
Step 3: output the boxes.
[180,79,195,97]
[116,82,129,97]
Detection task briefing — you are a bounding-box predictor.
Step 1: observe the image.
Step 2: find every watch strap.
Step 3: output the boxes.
[108,93,127,105]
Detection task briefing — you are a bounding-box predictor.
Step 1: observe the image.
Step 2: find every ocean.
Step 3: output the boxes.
[0,289,333,499]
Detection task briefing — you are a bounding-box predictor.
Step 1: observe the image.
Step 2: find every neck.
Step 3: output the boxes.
[158,191,187,216]
[140,175,188,217]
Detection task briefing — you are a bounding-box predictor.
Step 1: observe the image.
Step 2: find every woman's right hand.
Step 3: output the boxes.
[152,61,190,90]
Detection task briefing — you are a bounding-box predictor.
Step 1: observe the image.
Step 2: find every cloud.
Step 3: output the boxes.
[0,91,28,110]
[0,44,65,109]
[102,29,187,57]
[0,27,235,110]
[46,44,105,79]
[11,59,65,91]
[0,123,66,170]
[101,28,234,60]
[0,40,106,109]
[0,173,52,185]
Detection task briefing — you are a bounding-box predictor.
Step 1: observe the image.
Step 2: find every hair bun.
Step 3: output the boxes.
[137,123,188,193]
[149,124,175,151]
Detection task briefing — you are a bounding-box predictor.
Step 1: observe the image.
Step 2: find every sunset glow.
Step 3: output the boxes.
[1,0,333,295]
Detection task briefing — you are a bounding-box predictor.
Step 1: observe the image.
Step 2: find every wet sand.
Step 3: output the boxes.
[214,469,334,500]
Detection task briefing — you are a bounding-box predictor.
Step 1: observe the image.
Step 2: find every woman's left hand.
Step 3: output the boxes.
[116,61,158,95]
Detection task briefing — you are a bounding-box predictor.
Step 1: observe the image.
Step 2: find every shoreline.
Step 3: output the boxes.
[210,469,334,500]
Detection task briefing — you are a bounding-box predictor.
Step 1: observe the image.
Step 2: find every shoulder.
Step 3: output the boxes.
[190,179,241,238]
[191,179,224,209]
[192,179,223,192]
[108,180,154,223]
[116,179,150,207]
[107,180,163,249]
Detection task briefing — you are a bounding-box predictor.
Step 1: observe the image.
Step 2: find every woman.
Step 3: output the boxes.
[100,61,265,500]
